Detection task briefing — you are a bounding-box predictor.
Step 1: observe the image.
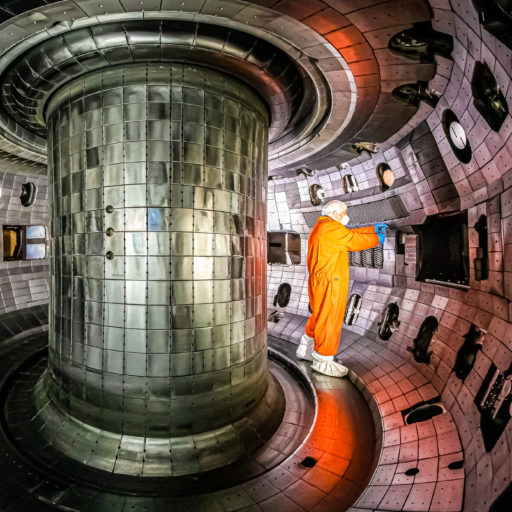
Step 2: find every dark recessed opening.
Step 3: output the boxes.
[20,182,37,207]
[475,363,512,451]
[388,21,453,61]
[408,315,438,364]
[378,302,400,341]
[404,467,420,476]
[376,163,395,192]
[392,81,440,108]
[396,230,406,255]
[454,324,485,380]
[471,60,509,132]
[274,283,292,308]
[300,456,317,468]
[402,397,444,424]
[309,184,324,206]
[474,215,489,281]
[490,482,512,512]
[405,404,444,424]
[448,460,464,470]
[413,212,469,288]
[472,1,512,53]
[267,311,283,323]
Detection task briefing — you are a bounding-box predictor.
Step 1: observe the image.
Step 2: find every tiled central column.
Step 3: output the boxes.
[45,63,272,441]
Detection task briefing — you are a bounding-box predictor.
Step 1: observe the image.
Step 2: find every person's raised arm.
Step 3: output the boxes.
[328,222,381,252]
[349,225,376,234]
[349,223,389,235]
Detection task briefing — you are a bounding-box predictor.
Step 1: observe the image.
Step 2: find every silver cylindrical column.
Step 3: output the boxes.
[45,63,272,440]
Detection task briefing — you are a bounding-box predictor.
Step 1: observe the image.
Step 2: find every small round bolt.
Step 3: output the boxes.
[106,205,114,213]
[106,251,115,260]
[106,227,115,237]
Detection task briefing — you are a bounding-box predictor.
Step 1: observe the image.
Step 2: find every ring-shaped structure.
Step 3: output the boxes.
[0,6,356,171]
[2,20,309,141]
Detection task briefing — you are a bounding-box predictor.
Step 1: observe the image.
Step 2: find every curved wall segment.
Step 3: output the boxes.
[44,63,274,439]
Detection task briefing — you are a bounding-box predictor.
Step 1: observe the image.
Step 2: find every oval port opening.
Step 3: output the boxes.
[376,163,395,192]
[20,182,38,207]
[378,302,400,341]
[309,184,324,206]
[405,403,445,424]
[268,311,284,323]
[409,315,439,364]
[274,283,292,308]
[448,460,464,470]
[301,457,317,468]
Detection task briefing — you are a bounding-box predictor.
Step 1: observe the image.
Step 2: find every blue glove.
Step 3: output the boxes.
[375,223,389,234]
[377,232,385,244]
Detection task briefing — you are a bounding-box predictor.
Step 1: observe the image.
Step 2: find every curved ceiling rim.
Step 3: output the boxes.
[1,20,308,142]
[0,6,355,169]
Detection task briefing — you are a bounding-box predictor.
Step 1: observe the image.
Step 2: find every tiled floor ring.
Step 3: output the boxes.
[0,331,377,511]
[6,349,312,492]
[269,314,466,512]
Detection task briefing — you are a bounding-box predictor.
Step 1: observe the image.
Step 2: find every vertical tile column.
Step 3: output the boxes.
[45,63,271,437]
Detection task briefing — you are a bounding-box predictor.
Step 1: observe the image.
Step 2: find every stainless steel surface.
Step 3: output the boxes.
[0,1,355,171]
[0,326,378,511]
[29,351,302,479]
[41,63,279,473]
[0,20,309,147]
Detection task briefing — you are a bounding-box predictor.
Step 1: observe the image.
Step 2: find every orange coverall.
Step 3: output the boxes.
[305,216,379,356]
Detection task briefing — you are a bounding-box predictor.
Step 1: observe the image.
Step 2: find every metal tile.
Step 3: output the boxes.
[44,63,270,455]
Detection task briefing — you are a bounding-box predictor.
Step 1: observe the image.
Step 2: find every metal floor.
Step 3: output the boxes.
[0,333,377,512]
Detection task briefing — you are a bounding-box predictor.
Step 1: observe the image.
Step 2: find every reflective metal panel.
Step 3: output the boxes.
[46,63,269,438]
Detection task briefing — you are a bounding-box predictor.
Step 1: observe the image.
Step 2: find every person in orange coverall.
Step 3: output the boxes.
[296,200,388,377]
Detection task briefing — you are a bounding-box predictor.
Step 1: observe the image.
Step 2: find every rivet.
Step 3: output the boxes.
[106,227,115,236]
[106,251,114,260]
[106,205,114,213]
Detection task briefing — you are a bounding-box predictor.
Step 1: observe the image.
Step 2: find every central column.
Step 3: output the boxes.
[45,63,275,445]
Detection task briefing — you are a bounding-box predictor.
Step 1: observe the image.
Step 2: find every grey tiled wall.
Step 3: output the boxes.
[0,169,49,315]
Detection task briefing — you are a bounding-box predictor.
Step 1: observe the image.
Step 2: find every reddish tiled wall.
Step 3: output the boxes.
[267,2,512,509]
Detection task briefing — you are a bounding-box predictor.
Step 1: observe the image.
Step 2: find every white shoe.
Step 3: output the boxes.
[296,334,314,361]
[311,351,348,378]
